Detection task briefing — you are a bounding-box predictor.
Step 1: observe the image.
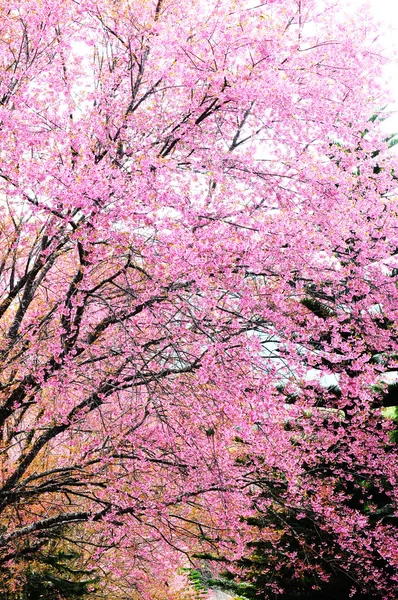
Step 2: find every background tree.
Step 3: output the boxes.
[187,126,398,599]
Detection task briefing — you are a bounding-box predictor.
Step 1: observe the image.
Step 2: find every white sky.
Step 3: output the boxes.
[367,0,398,132]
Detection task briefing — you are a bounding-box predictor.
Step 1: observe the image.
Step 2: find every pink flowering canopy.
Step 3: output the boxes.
[0,0,397,597]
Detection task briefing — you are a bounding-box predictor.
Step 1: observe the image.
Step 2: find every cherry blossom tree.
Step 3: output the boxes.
[0,0,397,597]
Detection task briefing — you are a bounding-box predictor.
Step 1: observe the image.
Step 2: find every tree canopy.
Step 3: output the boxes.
[0,0,397,597]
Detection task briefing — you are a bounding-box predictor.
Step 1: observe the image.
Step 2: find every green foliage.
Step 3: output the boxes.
[382,404,398,443]
[0,544,98,600]
[381,382,398,407]
[24,550,97,600]
[180,568,208,598]
[300,297,336,320]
